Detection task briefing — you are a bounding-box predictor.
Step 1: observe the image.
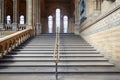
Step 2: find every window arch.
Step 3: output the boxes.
[56,8,61,33]
[63,16,68,33]
[6,15,11,24]
[48,15,53,33]
[20,15,24,24]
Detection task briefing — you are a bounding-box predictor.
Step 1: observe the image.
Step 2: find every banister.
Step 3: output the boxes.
[0,28,32,57]
[53,32,60,61]
[53,30,60,80]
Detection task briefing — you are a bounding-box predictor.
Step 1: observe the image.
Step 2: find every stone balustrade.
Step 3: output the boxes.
[18,24,26,31]
[5,24,26,31]
[0,31,15,38]
[5,24,12,31]
[0,28,32,57]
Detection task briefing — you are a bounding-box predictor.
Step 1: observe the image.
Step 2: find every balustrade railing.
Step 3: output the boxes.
[5,24,26,31]
[5,24,12,31]
[18,24,26,31]
[0,31,15,38]
[0,28,32,57]
[53,32,60,80]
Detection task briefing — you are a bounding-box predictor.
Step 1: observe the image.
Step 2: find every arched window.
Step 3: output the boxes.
[56,8,60,33]
[48,15,53,33]
[7,15,11,24]
[63,16,68,33]
[20,15,24,24]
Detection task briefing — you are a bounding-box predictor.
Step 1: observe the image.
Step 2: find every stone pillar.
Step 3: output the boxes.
[60,17,63,33]
[12,0,18,31]
[102,0,113,13]
[74,0,80,35]
[36,0,41,35]
[26,0,32,29]
[69,18,74,33]
[0,0,4,30]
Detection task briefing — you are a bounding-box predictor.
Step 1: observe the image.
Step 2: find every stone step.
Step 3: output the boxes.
[1,74,120,80]
[23,39,87,42]
[17,46,94,49]
[0,57,108,62]
[0,62,114,67]
[10,51,99,54]
[5,54,103,57]
[20,45,92,47]
[0,67,119,73]
[27,41,88,43]
[13,49,96,51]
[24,44,91,46]
[1,33,119,80]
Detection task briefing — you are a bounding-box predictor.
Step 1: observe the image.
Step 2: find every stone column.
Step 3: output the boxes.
[69,18,74,33]
[36,0,41,35]
[0,1,1,24]
[12,0,18,31]
[74,0,80,35]
[26,0,32,29]
[60,17,63,33]
[0,0,4,30]
[102,0,113,13]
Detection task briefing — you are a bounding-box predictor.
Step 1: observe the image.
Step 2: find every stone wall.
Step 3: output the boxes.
[80,5,120,68]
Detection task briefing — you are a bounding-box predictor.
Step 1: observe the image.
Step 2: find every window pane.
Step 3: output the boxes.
[7,15,11,24]
[20,15,24,24]
[48,16,53,33]
[63,16,68,33]
[56,9,60,33]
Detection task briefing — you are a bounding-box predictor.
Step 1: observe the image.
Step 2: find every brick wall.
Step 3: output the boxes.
[80,6,120,68]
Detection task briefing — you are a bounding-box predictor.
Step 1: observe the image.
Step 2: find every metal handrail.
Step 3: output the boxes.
[53,32,60,61]
[53,31,60,80]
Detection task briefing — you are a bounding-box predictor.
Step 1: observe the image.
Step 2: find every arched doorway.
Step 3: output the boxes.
[48,15,53,33]
[56,8,61,33]
[63,16,68,33]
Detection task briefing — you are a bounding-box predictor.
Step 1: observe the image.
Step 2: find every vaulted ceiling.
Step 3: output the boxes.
[40,0,75,18]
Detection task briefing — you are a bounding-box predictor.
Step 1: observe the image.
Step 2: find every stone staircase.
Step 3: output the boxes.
[0,33,120,80]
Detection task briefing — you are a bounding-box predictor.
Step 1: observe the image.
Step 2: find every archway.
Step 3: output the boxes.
[48,15,53,33]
